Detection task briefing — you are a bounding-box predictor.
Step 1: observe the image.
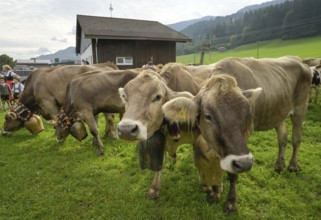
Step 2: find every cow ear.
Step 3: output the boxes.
[242,87,262,104]
[119,88,127,103]
[162,96,198,126]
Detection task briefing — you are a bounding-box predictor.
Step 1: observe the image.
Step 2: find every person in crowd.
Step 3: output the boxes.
[2,64,18,84]
[11,76,24,105]
[2,64,19,102]
[0,75,12,111]
[142,58,156,68]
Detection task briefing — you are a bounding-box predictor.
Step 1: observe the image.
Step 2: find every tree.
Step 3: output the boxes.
[0,54,16,70]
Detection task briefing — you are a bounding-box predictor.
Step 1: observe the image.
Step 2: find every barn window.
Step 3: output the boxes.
[116,57,133,65]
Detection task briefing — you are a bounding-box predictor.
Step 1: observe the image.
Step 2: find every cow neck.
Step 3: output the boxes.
[11,104,33,122]
[312,70,320,85]
[19,94,38,112]
[57,109,80,128]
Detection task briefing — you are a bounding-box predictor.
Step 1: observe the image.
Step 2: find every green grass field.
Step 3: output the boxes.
[177,35,321,64]
[1,36,321,219]
[1,97,321,219]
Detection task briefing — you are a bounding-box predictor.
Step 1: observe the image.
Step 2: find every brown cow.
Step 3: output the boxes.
[309,65,321,104]
[162,57,311,213]
[54,69,139,155]
[117,64,224,203]
[2,63,117,136]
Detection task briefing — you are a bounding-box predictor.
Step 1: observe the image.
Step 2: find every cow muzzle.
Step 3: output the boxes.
[220,153,254,174]
[2,128,13,136]
[117,119,147,140]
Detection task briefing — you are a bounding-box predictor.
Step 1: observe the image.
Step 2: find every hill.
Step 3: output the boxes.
[236,0,290,14]
[176,35,321,64]
[36,46,80,62]
[177,0,321,55]
[168,16,215,32]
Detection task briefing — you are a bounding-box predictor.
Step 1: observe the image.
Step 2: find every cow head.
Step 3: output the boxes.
[53,123,70,143]
[2,112,24,135]
[117,70,193,140]
[162,74,262,174]
[53,110,88,143]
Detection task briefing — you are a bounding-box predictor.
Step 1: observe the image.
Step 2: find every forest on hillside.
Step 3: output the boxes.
[177,0,321,55]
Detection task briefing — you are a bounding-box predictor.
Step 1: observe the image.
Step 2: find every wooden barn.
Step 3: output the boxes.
[76,15,191,68]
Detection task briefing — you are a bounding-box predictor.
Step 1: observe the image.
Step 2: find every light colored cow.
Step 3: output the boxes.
[303,58,321,67]
[117,64,225,203]
[309,65,321,104]
[54,69,139,155]
[162,57,311,213]
[2,63,117,137]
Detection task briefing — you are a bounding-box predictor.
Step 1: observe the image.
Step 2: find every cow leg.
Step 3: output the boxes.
[308,87,313,103]
[314,86,319,104]
[84,112,104,155]
[167,144,178,165]
[193,135,224,203]
[103,113,117,139]
[38,100,60,122]
[147,171,162,199]
[274,122,288,173]
[225,173,238,214]
[288,112,305,172]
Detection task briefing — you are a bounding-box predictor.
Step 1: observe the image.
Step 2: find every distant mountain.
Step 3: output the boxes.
[180,0,293,38]
[36,46,79,62]
[168,16,216,32]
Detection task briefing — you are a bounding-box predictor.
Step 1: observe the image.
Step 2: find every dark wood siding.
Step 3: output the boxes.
[96,40,176,68]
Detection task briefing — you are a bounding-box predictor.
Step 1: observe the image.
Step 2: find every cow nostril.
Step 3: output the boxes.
[232,158,253,173]
[131,124,139,134]
[118,123,140,139]
[232,160,243,172]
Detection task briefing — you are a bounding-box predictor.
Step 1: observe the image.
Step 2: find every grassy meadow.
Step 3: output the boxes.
[1,99,321,219]
[1,37,321,219]
[177,35,321,64]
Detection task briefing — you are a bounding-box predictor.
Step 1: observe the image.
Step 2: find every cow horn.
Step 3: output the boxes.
[8,112,17,120]
[47,120,57,126]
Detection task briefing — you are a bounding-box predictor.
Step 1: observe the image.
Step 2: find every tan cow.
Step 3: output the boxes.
[117,64,224,204]
[54,69,139,155]
[303,57,321,67]
[162,57,311,213]
[309,65,321,104]
[2,63,117,137]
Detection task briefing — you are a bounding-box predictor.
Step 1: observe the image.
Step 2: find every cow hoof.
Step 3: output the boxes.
[97,151,104,156]
[147,189,159,200]
[224,202,237,215]
[207,194,219,204]
[206,185,222,204]
[274,166,283,173]
[287,166,298,172]
[274,162,285,173]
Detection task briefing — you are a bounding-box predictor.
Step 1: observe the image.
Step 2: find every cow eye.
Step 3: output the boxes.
[152,95,162,102]
[204,114,212,121]
[122,94,127,102]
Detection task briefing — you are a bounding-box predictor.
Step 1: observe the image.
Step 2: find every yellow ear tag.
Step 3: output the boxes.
[179,110,185,120]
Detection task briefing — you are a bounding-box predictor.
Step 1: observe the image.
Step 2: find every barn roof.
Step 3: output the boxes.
[76,15,191,53]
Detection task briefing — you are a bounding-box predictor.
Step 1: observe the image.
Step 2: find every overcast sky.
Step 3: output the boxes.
[0,0,268,60]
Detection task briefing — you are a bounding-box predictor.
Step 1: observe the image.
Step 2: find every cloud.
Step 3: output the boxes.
[36,47,51,54]
[59,38,68,43]
[51,36,68,43]
[69,26,77,35]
